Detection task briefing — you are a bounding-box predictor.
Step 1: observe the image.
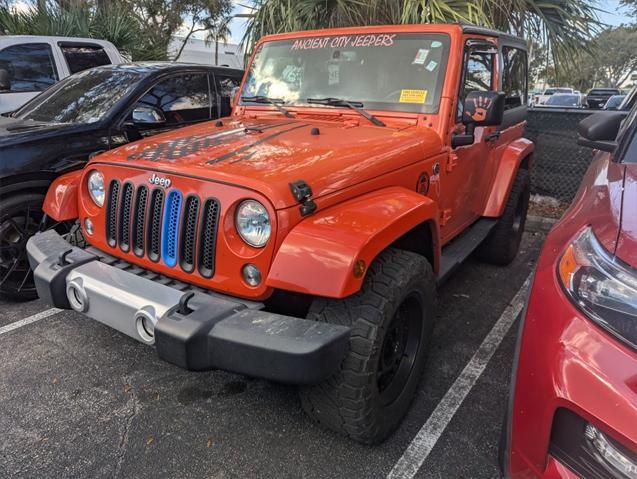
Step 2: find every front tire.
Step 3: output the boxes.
[299,248,436,444]
[0,192,78,301]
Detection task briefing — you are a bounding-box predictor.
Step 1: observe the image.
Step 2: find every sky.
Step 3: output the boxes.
[228,1,252,44]
[598,0,630,26]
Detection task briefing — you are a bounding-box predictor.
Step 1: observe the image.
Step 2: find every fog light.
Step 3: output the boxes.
[242,264,261,286]
[84,218,93,235]
[550,408,637,479]
[585,424,637,477]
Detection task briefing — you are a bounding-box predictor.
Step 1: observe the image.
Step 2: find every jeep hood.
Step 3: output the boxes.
[91,117,443,209]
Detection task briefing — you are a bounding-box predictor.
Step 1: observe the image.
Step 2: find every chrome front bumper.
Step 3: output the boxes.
[26,230,350,384]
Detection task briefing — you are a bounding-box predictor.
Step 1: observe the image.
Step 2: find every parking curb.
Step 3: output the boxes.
[525,215,558,233]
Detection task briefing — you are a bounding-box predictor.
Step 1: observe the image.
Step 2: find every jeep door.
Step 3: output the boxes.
[439,39,497,242]
[474,43,528,207]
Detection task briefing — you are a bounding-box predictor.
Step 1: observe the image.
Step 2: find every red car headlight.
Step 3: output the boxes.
[558,227,637,350]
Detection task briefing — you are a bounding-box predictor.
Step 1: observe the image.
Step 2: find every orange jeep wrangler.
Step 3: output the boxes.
[27,24,533,443]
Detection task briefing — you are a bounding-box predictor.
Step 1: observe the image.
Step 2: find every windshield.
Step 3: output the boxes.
[241,33,451,114]
[16,67,144,124]
[546,94,580,106]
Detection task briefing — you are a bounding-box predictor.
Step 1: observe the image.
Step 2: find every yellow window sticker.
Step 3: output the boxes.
[399,89,428,104]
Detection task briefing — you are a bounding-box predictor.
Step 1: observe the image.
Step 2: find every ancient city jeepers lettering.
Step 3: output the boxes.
[290,34,396,50]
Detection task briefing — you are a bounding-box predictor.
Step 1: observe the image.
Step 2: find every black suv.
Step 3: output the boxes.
[585,87,621,109]
[0,62,242,300]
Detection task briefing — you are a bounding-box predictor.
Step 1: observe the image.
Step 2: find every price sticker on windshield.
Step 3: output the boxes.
[399,89,428,104]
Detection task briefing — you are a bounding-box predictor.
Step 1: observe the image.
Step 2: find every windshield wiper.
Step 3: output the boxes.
[306,97,385,127]
[240,95,295,118]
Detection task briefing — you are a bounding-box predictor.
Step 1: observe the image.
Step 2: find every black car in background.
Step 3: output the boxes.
[0,62,242,300]
[584,87,621,109]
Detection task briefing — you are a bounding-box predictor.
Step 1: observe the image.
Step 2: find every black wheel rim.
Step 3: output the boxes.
[377,293,423,406]
[0,204,72,297]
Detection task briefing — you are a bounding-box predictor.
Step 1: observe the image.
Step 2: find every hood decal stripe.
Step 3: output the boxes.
[126,120,296,162]
[207,123,309,165]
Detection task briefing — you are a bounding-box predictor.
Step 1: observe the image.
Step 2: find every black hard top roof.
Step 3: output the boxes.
[460,24,527,50]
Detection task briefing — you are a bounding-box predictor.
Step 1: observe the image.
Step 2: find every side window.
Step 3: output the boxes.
[60,45,112,74]
[0,43,58,93]
[214,73,241,118]
[502,47,527,109]
[136,73,210,126]
[458,46,495,118]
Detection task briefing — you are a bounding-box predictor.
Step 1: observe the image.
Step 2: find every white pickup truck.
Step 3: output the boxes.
[0,36,123,114]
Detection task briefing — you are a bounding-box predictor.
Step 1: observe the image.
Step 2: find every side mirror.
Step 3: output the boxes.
[452,91,505,148]
[0,69,10,92]
[577,111,627,153]
[462,91,505,126]
[131,106,166,126]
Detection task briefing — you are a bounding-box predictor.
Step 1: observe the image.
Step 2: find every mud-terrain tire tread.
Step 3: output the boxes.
[299,248,436,444]
[476,168,530,266]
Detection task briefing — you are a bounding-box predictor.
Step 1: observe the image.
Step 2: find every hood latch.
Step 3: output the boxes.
[289,180,317,217]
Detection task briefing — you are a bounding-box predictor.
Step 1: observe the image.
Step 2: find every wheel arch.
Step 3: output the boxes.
[266,187,440,299]
[41,170,83,221]
[0,172,57,199]
[482,138,534,217]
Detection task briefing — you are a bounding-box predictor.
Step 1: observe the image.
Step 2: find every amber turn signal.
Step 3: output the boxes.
[353,260,366,278]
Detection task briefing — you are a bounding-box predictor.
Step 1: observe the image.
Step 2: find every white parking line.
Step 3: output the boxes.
[388,273,533,479]
[0,308,62,336]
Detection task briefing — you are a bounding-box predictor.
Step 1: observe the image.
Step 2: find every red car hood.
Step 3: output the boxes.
[92,117,442,209]
[615,163,637,266]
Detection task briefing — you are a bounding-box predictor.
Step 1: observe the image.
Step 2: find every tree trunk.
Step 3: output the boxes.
[57,0,85,10]
[215,39,219,66]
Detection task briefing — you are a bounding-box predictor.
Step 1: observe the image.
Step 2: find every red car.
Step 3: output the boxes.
[502,108,637,477]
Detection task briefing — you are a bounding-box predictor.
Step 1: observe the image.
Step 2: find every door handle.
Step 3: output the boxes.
[485,131,501,142]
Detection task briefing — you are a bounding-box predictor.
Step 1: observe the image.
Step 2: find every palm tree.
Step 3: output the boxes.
[242,0,601,61]
[205,16,232,65]
[0,2,165,61]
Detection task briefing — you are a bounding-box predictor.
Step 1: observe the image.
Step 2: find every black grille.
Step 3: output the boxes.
[103,180,219,277]
[118,183,134,252]
[132,186,148,257]
[179,196,200,272]
[147,189,164,262]
[198,199,220,278]
[106,181,120,247]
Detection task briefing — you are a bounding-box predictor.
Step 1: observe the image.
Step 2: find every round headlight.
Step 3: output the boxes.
[87,170,105,207]
[236,200,271,248]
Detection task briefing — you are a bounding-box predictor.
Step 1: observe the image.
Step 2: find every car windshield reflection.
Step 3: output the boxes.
[15,67,144,124]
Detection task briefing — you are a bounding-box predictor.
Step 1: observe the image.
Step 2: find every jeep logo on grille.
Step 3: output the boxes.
[149,173,171,188]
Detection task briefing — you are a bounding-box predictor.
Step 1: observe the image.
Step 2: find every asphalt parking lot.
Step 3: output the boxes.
[0,230,545,479]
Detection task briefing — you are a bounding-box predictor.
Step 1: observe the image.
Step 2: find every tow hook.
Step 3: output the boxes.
[289,180,317,217]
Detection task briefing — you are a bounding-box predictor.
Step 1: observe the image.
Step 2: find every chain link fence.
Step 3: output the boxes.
[524,109,595,202]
